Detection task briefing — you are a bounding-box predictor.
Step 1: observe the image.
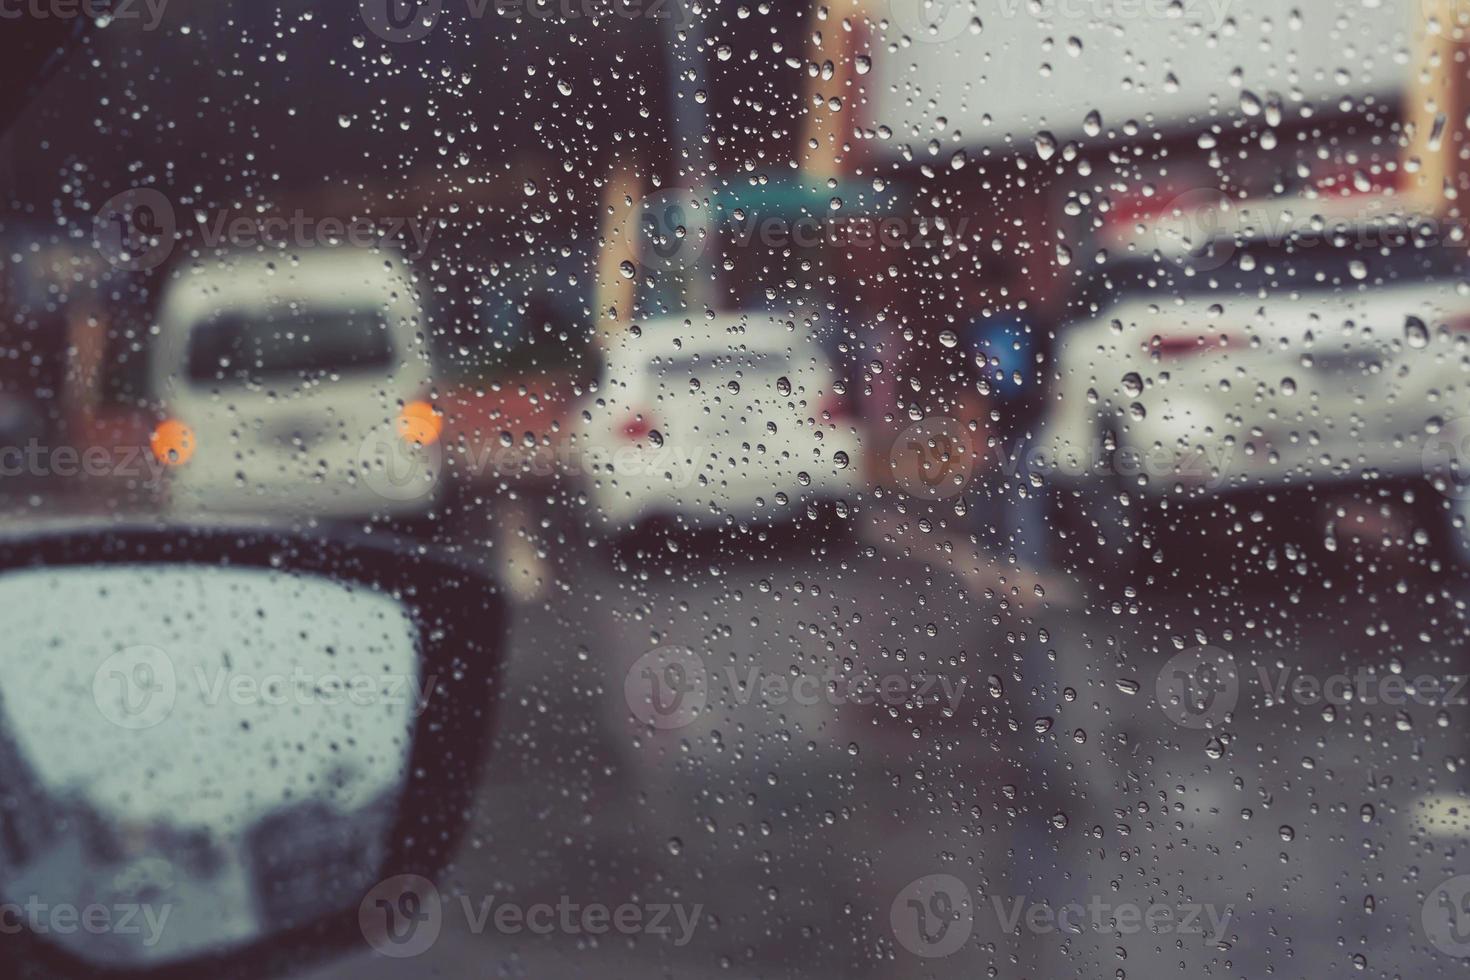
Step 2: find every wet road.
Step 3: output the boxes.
[307,497,1470,979]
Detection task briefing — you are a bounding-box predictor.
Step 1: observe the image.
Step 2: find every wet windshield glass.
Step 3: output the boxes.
[5,2,1470,979]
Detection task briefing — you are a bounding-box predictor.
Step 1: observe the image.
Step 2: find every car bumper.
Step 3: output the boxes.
[164,473,440,520]
[586,449,862,528]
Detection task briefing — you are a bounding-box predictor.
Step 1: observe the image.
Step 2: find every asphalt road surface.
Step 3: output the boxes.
[302,494,1470,979]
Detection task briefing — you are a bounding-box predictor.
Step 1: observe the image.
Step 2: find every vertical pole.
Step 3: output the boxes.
[1404,0,1470,216]
[662,6,711,310]
[799,0,868,181]
[593,163,643,352]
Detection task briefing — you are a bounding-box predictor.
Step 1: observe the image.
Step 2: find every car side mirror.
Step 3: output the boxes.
[0,524,507,980]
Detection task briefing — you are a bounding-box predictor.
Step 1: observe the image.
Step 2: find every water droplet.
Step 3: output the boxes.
[1406,315,1430,349]
[1035,131,1058,161]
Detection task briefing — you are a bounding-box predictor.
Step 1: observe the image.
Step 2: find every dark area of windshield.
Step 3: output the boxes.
[186,311,393,385]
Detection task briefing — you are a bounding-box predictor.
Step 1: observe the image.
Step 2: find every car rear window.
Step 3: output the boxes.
[186,310,394,385]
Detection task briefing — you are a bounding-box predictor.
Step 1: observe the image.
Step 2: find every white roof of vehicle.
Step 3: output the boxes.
[158,247,420,329]
[865,0,1411,155]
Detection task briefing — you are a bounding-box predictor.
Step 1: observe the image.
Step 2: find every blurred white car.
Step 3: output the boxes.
[1038,232,1470,558]
[151,248,441,521]
[575,312,861,530]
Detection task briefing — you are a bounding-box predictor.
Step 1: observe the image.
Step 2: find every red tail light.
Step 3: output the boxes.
[820,391,853,421]
[621,413,656,441]
[1148,334,1237,357]
[396,400,442,446]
